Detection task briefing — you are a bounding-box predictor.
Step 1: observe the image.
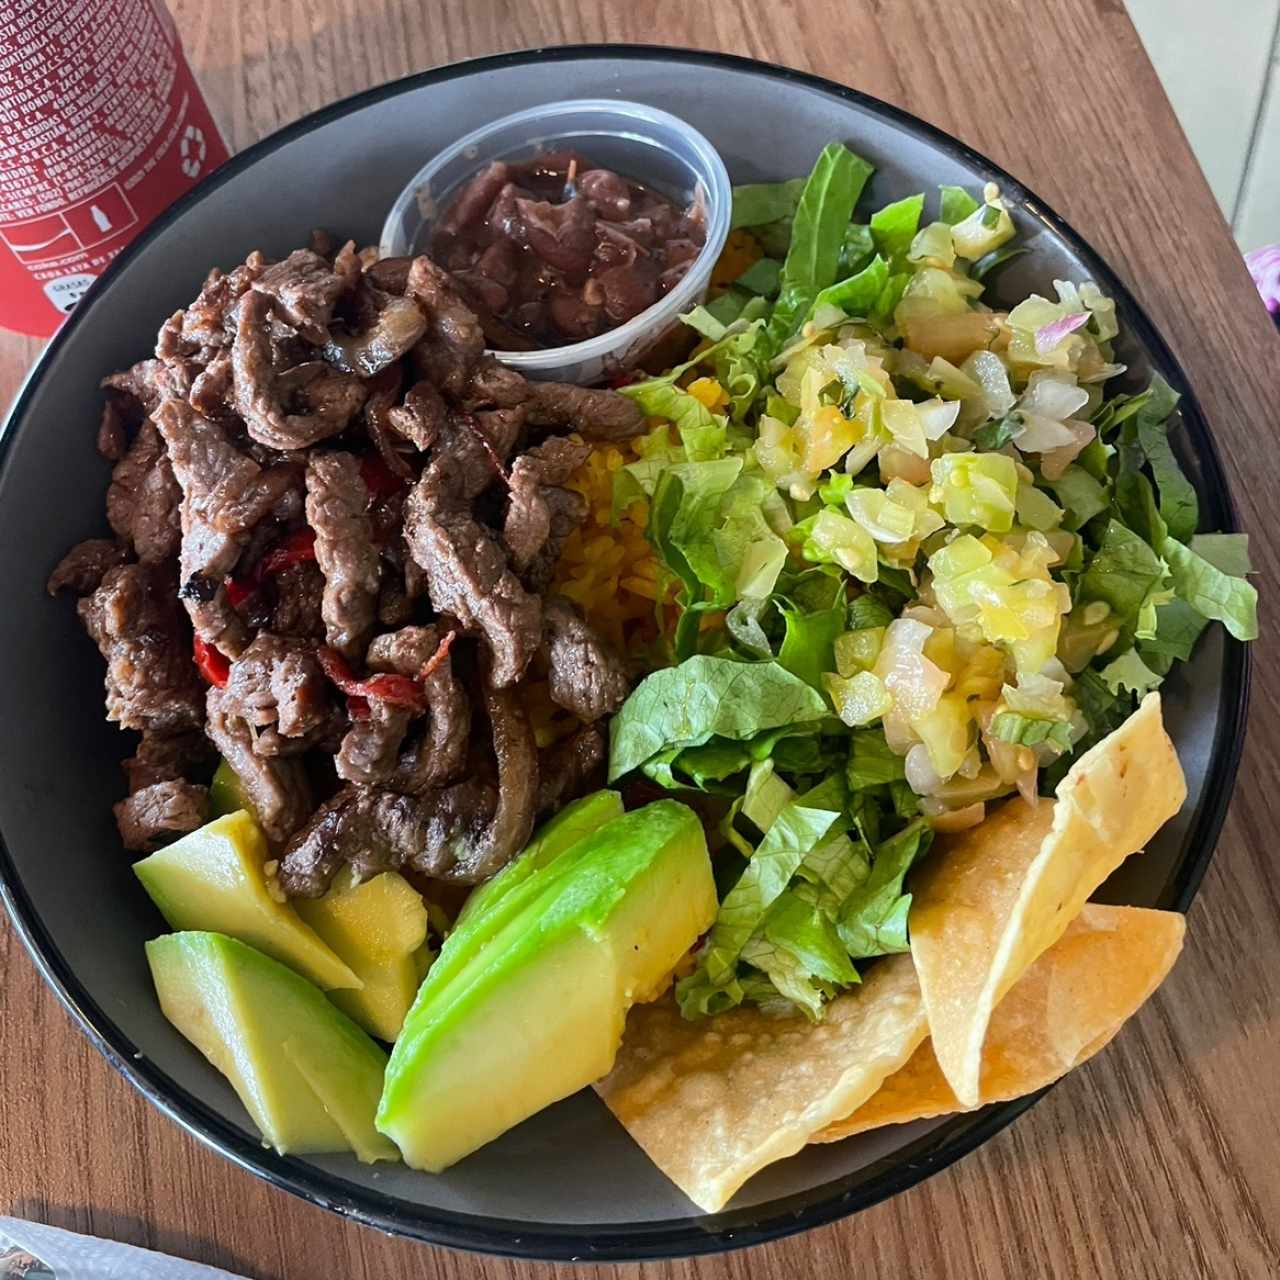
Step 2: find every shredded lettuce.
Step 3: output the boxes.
[837,819,931,957]
[1098,648,1164,697]
[1079,520,1168,626]
[768,143,875,346]
[776,594,846,689]
[1161,535,1258,641]
[939,185,981,225]
[736,257,783,296]
[846,728,906,790]
[730,178,806,230]
[608,655,829,781]
[869,193,925,264]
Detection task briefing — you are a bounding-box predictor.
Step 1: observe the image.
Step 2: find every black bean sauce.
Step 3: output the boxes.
[431,150,707,351]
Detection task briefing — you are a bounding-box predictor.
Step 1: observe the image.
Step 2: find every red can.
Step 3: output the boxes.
[0,0,230,336]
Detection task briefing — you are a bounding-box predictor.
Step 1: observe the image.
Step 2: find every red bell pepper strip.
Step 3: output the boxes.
[360,453,407,503]
[316,647,426,711]
[260,526,318,575]
[193,635,230,687]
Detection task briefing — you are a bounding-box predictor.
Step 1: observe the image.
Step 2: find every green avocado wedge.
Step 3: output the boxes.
[208,758,250,819]
[147,932,397,1163]
[295,868,431,1042]
[454,789,624,928]
[376,800,716,1172]
[134,811,361,992]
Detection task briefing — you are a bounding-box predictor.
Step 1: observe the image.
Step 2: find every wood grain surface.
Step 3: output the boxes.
[2,3,1278,1277]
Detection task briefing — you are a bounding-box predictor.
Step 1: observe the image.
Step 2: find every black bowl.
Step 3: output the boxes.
[0,46,1249,1262]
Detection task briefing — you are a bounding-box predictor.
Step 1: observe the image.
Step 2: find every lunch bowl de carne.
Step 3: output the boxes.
[0,49,1253,1261]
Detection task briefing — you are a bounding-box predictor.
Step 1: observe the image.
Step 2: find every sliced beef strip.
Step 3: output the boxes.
[366,255,413,294]
[305,451,381,659]
[188,351,234,417]
[406,255,485,396]
[386,379,447,452]
[105,420,182,564]
[323,289,426,377]
[376,575,414,629]
[278,683,534,895]
[101,360,183,416]
[403,456,541,688]
[277,785,441,897]
[360,364,415,483]
[47,538,128,596]
[77,563,205,733]
[269,560,326,639]
[222,633,333,742]
[114,780,210,852]
[155,398,296,656]
[97,399,128,461]
[461,356,531,410]
[524,380,646,440]
[122,728,215,793]
[252,248,349,345]
[523,485,588,593]
[535,722,605,813]
[336,700,414,786]
[502,436,590,572]
[175,252,268,352]
[541,596,630,722]
[438,682,537,883]
[205,686,312,845]
[370,624,469,793]
[233,291,368,451]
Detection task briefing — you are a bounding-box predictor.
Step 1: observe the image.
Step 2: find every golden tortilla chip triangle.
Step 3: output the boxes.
[815,903,1185,1142]
[909,692,1185,1108]
[594,953,927,1213]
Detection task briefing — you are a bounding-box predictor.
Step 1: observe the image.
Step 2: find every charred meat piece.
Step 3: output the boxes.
[524,380,646,440]
[366,255,413,294]
[535,722,606,814]
[233,291,368,450]
[513,195,597,279]
[77,563,205,733]
[542,597,630,722]
[222,633,333,744]
[155,398,296,656]
[361,364,415,482]
[253,248,349,345]
[114,780,210,852]
[106,420,182,564]
[406,255,485,395]
[503,436,591,572]
[386,379,448,452]
[122,728,215,794]
[323,290,426,377]
[47,538,129,596]
[305,451,381,659]
[404,456,541,688]
[205,686,312,845]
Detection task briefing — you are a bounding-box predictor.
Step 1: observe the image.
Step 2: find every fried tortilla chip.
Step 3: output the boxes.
[594,953,927,1213]
[815,903,1185,1141]
[909,692,1185,1107]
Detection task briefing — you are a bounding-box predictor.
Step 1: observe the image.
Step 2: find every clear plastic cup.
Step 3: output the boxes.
[380,99,732,385]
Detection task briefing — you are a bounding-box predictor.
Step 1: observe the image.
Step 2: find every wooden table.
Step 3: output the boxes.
[2,3,1278,1277]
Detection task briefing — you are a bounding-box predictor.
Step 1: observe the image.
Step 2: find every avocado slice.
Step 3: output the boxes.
[147,932,397,1162]
[376,799,716,1172]
[455,789,624,927]
[295,869,430,1042]
[135,811,360,991]
[208,758,249,819]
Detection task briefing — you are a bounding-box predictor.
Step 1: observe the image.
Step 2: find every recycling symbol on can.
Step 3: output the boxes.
[180,125,207,179]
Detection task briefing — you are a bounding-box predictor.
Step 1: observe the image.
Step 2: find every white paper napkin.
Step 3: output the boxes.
[0,1217,250,1279]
